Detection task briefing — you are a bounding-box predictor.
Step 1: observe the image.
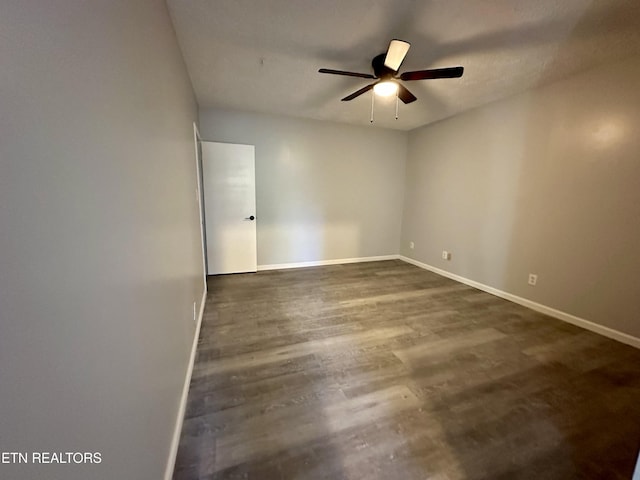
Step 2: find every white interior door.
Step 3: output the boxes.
[201,142,257,274]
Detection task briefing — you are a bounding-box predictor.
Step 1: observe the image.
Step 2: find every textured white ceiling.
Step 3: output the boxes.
[166,0,640,131]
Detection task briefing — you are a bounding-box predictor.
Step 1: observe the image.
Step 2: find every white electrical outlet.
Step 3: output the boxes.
[442,251,451,260]
[193,302,197,321]
[528,274,538,286]
[409,241,415,249]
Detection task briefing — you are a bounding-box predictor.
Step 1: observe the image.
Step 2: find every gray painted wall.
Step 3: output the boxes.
[0,1,203,479]
[1,3,638,477]
[199,109,407,266]
[401,56,640,338]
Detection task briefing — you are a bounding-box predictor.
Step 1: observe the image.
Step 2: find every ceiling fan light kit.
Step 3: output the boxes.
[319,39,464,123]
[373,81,398,97]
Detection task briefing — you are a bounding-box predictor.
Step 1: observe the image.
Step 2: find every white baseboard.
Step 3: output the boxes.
[164,288,207,480]
[257,254,400,271]
[399,255,640,349]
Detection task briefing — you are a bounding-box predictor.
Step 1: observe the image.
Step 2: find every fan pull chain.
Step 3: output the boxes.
[395,93,399,120]
[370,90,375,124]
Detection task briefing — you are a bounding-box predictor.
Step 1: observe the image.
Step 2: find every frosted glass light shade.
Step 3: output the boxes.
[373,81,398,97]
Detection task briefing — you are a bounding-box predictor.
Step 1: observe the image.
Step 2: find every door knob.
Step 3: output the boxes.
[244,215,255,221]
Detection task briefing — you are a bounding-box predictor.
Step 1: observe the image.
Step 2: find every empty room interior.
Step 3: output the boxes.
[2,1,640,479]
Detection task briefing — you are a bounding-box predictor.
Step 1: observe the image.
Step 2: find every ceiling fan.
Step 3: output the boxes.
[319,40,464,104]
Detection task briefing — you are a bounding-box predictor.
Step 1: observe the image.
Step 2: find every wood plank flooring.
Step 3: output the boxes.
[173,260,640,480]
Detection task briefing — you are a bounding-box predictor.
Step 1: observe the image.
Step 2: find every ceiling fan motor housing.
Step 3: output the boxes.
[372,53,396,79]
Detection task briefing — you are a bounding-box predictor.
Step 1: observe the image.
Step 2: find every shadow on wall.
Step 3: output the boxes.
[398,1,640,343]
[471,4,640,477]
[499,54,640,333]
[398,2,640,477]
[259,221,362,265]
[255,138,384,265]
[399,3,640,336]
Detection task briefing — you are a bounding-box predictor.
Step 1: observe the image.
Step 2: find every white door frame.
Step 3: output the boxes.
[193,122,207,291]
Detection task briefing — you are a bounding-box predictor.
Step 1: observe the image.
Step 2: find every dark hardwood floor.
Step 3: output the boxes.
[173,260,640,480]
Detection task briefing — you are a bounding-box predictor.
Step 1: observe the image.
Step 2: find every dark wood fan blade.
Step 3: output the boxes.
[341,84,375,101]
[397,84,417,104]
[400,66,464,81]
[319,68,376,79]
